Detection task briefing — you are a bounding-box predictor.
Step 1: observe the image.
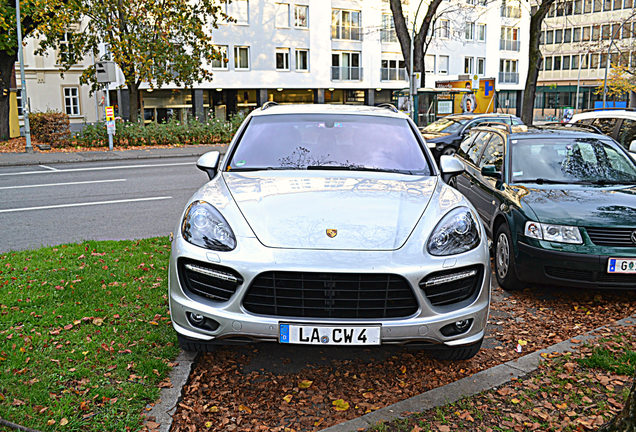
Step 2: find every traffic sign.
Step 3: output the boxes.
[105,106,115,121]
[106,120,116,135]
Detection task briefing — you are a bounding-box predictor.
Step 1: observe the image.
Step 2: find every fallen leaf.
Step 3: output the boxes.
[332,399,350,411]
[298,379,313,389]
[92,318,103,326]
[60,418,69,426]
[238,404,252,413]
[283,394,293,403]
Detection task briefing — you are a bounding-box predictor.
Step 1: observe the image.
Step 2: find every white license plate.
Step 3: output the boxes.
[608,258,636,274]
[279,324,381,346]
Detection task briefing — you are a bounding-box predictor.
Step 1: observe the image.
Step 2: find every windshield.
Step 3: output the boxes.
[227,114,431,175]
[421,117,467,134]
[511,138,636,184]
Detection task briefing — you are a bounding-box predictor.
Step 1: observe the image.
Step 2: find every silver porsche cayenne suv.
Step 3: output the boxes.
[168,103,490,360]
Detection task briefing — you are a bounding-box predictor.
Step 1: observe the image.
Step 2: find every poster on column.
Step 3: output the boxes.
[435,78,496,114]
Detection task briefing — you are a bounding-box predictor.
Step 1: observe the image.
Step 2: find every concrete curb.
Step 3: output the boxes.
[319,314,636,432]
[144,351,198,432]
[0,145,227,167]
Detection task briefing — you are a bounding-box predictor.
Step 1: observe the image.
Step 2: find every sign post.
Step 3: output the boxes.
[96,61,117,151]
[105,104,115,151]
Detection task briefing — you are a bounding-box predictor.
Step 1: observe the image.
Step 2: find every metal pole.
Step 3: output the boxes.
[91,51,100,122]
[105,87,113,151]
[602,46,610,109]
[410,0,426,124]
[15,0,32,153]
[575,54,582,111]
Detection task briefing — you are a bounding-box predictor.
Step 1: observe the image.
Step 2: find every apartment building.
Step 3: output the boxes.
[536,0,635,118]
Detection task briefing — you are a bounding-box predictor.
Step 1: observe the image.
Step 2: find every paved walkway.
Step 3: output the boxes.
[0,145,226,167]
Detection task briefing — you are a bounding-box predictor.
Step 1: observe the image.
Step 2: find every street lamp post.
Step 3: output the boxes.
[15,0,32,153]
[409,0,426,124]
[602,21,629,109]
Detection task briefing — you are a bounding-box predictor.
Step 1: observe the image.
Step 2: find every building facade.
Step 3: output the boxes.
[536,0,635,120]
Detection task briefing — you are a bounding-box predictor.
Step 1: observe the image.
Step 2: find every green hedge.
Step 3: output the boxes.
[75,113,245,147]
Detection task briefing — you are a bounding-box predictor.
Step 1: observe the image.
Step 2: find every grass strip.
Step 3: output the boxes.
[0,238,179,432]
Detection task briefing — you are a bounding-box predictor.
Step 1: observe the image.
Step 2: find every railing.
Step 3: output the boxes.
[380,67,407,81]
[498,72,519,84]
[331,66,363,81]
[331,25,362,41]
[380,29,398,43]
[499,39,521,51]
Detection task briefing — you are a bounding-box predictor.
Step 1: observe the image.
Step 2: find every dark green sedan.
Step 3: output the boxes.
[449,124,636,290]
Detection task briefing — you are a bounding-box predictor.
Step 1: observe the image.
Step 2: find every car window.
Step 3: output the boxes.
[421,117,467,134]
[466,132,492,165]
[510,137,636,184]
[590,118,618,136]
[617,119,636,151]
[479,134,505,171]
[511,118,523,125]
[228,114,432,175]
[457,133,478,159]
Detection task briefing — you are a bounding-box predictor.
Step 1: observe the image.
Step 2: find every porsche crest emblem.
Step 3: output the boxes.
[326,229,338,238]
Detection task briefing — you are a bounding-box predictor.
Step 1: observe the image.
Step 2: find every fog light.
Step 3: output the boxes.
[186,312,220,331]
[440,318,473,337]
[190,313,204,324]
[455,319,470,331]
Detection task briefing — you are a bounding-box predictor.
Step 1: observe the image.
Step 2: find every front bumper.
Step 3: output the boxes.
[168,235,491,347]
[516,241,636,290]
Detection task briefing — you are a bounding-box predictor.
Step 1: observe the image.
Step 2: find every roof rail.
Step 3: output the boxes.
[376,103,399,113]
[581,107,635,113]
[474,122,512,133]
[539,122,603,134]
[261,101,279,111]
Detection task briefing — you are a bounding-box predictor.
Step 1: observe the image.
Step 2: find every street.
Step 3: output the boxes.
[0,156,208,252]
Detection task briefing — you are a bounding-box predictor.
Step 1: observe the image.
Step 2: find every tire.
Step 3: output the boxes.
[441,146,456,157]
[447,176,458,188]
[177,334,217,353]
[494,223,523,291]
[430,338,483,361]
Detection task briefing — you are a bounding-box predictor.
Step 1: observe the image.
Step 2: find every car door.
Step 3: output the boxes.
[473,133,506,228]
[455,131,492,200]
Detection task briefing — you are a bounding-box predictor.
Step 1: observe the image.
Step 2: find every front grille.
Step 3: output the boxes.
[545,267,593,281]
[545,266,636,286]
[178,259,243,302]
[419,265,484,307]
[242,272,417,319]
[585,227,636,247]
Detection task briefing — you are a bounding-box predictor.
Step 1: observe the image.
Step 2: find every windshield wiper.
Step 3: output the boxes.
[584,179,636,185]
[228,166,299,172]
[514,178,571,185]
[306,165,419,175]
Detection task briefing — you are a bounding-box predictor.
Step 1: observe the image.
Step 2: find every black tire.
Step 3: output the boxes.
[177,334,217,353]
[447,175,458,188]
[494,223,523,291]
[430,338,483,361]
[440,146,456,157]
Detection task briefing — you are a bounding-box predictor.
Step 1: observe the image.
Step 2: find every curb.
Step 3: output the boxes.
[0,145,226,167]
[318,314,636,432]
[144,351,198,432]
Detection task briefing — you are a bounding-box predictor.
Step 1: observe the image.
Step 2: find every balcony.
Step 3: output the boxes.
[331,66,363,81]
[499,39,521,51]
[498,72,519,84]
[331,25,362,41]
[380,67,407,81]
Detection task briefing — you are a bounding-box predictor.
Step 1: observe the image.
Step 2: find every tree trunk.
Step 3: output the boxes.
[128,83,140,123]
[0,52,17,141]
[598,375,636,432]
[521,0,556,125]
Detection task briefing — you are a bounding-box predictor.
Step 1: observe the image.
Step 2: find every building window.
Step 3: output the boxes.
[477,57,485,75]
[477,24,486,42]
[381,59,406,80]
[563,55,571,70]
[295,49,309,71]
[224,0,249,24]
[499,59,518,83]
[564,28,572,43]
[332,9,361,41]
[544,56,553,70]
[500,26,519,50]
[554,29,563,44]
[582,26,591,41]
[211,45,229,69]
[573,27,581,42]
[276,48,290,70]
[546,30,554,44]
[574,0,583,13]
[465,22,475,40]
[425,55,435,74]
[438,19,450,38]
[438,55,449,74]
[294,5,308,28]
[381,14,398,43]
[234,46,250,70]
[572,54,580,69]
[592,25,600,40]
[276,3,290,27]
[57,31,74,64]
[553,55,562,70]
[332,51,361,80]
[16,89,23,116]
[464,56,474,74]
[64,87,80,116]
[601,24,610,40]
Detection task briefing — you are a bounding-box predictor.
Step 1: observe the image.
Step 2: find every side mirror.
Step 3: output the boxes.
[629,140,636,154]
[440,155,465,183]
[481,165,502,180]
[196,151,221,180]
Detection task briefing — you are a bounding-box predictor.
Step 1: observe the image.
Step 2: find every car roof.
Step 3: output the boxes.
[249,103,409,119]
[444,113,517,121]
[570,109,636,121]
[471,125,610,141]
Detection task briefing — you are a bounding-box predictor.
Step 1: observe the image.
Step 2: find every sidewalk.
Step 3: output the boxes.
[0,145,226,167]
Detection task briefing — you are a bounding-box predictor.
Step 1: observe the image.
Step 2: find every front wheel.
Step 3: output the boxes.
[494,224,523,291]
[430,338,483,361]
[441,146,456,157]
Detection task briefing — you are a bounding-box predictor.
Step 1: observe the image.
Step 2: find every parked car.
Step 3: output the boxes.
[420,113,524,161]
[168,103,490,360]
[569,109,636,159]
[449,123,636,291]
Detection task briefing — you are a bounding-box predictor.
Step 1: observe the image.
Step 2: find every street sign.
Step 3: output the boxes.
[106,120,116,135]
[105,106,115,121]
[472,74,480,90]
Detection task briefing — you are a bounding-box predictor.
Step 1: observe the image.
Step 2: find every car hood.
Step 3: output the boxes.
[518,185,636,227]
[421,132,452,142]
[223,171,437,250]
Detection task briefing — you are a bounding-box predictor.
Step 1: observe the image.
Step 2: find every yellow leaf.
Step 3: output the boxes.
[205,421,213,428]
[82,351,89,356]
[556,402,568,410]
[238,404,252,413]
[332,399,350,411]
[209,406,219,413]
[283,394,293,403]
[60,418,69,426]
[511,398,521,404]
[92,318,103,326]
[298,379,313,389]
[400,365,407,374]
[517,339,527,346]
[47,420,56,426]
[149,321,159,326]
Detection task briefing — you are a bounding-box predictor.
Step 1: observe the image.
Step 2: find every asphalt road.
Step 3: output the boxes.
[0,156,209,252]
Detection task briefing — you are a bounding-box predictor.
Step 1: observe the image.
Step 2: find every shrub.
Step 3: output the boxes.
[30,111,71,147]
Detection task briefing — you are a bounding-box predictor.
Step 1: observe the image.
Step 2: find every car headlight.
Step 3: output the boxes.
[181,201,237,251]
[427,207,480,256]
[524,221,582,244]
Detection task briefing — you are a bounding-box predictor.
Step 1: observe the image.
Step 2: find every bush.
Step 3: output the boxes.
[75,112,246,148]
[30,111,71,147]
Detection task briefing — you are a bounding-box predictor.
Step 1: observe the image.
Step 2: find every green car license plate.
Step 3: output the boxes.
[607,258,636,274]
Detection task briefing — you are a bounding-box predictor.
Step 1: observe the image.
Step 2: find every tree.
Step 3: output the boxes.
[0,0,64,141]
[598,375,636,432]
[595,64,636,100]
[38,0,229,122]
[520,0,557,125]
